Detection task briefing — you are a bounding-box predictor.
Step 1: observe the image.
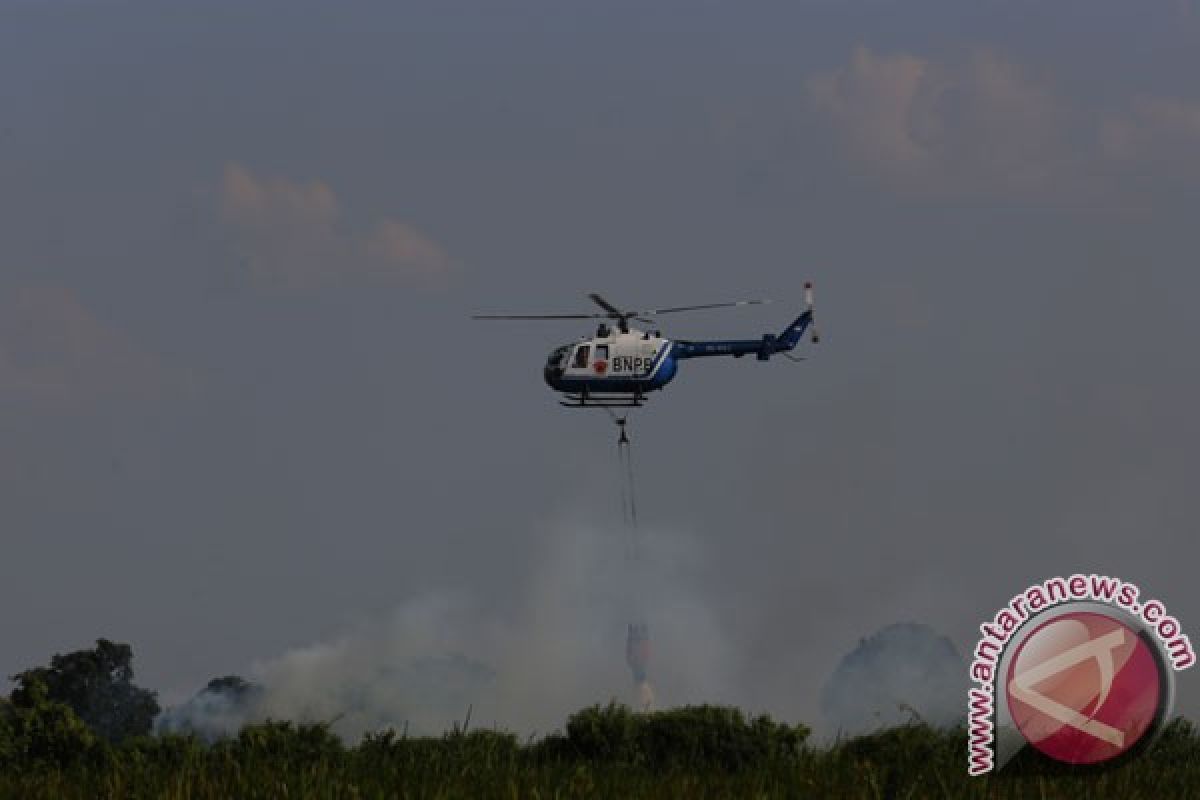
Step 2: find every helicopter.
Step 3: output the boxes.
[473,283,818,407]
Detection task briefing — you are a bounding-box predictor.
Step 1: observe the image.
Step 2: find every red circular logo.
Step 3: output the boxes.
[1005,611,1163,765]
[594,360,608,375]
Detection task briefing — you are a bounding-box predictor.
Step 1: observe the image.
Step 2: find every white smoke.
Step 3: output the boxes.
[635,680,655,711]
[820,622,967,737]
[156,686,257,741]
[157,522,739,741]
[156,523,985,744]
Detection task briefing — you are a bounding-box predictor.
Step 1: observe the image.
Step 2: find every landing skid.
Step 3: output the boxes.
[559,391,646,408]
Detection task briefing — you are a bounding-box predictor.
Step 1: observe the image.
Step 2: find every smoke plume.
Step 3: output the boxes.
[157,523,738,740]
[821,622,967,736]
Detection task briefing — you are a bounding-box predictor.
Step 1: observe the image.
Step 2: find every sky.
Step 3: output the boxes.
[2,0,1200,735]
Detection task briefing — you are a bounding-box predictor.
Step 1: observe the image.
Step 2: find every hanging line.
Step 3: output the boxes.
[605,408,640,561]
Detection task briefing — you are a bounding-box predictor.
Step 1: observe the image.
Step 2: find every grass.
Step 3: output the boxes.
[2,703,1198,798]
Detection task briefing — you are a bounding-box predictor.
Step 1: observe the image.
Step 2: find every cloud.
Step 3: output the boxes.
[806,45,1200,201]
[1100,97,1200,174]
[806,47,932,173]
[365,219,452,281]
[806,47,1065,196]
[218,164,451,289]
[0,285,171,409]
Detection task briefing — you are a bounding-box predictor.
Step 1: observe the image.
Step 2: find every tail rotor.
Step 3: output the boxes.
[805,281,820,344]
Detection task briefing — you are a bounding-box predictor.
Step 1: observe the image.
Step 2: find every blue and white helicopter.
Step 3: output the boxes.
[473,283,818,407]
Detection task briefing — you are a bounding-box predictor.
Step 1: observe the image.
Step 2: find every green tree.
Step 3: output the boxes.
[10,638,159,742]
[202,674,262,704]
[0,694,15,767]
[4,678,104,767]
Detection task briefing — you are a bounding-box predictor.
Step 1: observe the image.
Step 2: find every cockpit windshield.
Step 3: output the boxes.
[546,346,569,367]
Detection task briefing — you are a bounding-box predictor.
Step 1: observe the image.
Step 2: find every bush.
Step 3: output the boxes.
[836,721,958,765]
[559,702,809,771]
[563,702,643,764]
[117,731,206,771]
[219,720,343,765]
[356,727,522,778]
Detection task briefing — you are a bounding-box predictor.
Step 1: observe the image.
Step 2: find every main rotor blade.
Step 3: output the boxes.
[587,293,627,317]
[471,313,604,320]
[637,299,771,315]
[473,297,770,322]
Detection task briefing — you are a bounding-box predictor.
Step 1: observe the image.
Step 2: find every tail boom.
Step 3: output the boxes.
[672,309,815,361]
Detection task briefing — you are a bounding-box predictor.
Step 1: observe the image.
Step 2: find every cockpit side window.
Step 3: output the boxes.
[572,345,590,369]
